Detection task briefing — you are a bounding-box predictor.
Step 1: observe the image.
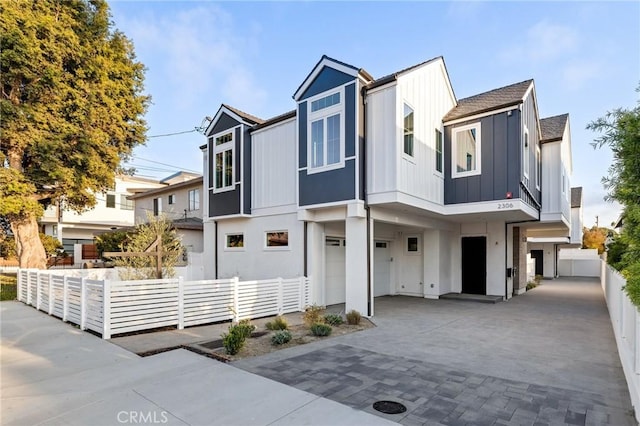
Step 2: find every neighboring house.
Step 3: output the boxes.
[200,55,581,316]
[40,175,164,257]
[128,172,204,253]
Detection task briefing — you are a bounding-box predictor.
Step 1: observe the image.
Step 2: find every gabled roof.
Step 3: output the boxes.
[250,110,297,133]
[293,55,373,101]
[443,79,533,123]
[540,114,569,143]
[366,56,444,90]
[203,104,264,136]
[570,187,583,208]
[221,104,264,126]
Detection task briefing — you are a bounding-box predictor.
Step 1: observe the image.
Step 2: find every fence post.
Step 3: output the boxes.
[80,277,87,331]
[26,270,31,305]
[233,277,240,323]
[48,274,54,315]
[178,276,184,330]
[36,271,42,311]
[63,275,69,322]
[103,280,111,339]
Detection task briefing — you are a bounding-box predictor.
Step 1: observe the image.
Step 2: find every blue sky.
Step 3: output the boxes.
[109,1,639,228]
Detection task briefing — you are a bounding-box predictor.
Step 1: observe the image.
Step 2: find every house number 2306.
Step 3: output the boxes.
[497,202,514,209]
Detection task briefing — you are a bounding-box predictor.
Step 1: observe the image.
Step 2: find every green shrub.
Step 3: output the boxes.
[310,323,332,337]
[324,313,343,326]
[265,315,289,330]
[303,304,326,327]
[271,330,292,345]
[526,282,538,291]
[222,326,245,355]
[346,309,361,325]
[237,319,256,339]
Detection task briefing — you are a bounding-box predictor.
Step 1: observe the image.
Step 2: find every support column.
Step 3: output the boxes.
[513,227,528,295]
[423,229,440,299]
[306,221,324,306]
[345,215,369,316]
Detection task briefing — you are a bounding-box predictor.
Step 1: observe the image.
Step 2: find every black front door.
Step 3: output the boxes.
[531,250,544,276]
[461,236,487,295]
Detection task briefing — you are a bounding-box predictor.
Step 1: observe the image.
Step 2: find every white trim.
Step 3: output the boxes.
[451,122,482,179]
[443,104,519,126]
[535,144,541,190]
[306,87,346,174]
[434,127,444,176]
[402,101,415,158]
[365,80,397,95]
[298,199,351,211]
[240,126,244,214]
[224,232,245,251]
[523,125,530,179]
[293,57,359,101]
[212,127,237,193]
[355,79,360,202]
[206,213,251,221]
[205,105,259,136]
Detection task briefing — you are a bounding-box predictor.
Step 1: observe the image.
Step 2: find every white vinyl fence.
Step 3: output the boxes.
[17,269,310,339]
[601,261,640,423]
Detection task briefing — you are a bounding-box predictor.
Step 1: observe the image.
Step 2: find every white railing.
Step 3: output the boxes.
[16,269,310,339]
[601,261,640,423]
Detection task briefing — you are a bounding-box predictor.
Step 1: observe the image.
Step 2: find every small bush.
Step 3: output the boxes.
[324,313,343,326]
[222,326,245,355]
[303,304,326,327]
[237,319,256,339]
[265,315,289,330]
[310,322,332,337]
[346,309,361,325]
[271,330,292,346]
[526,281,538,290]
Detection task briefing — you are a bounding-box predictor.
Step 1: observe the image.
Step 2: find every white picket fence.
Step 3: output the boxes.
[601,261,640,423]
[17,269,310,339]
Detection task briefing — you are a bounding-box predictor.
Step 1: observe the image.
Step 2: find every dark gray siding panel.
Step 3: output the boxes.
[210,113,240,136]
[208,139,214,188]
[298,102,307,168]
[235,127,241,182]
[299,159,356,206]
[300,67,355,101]
[243,127,251,215]
[345,83,356,157]
[444,110,522,204]
[209,188,240,217]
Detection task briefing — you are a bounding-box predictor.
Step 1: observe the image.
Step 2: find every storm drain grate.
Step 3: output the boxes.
[372,400,407,415]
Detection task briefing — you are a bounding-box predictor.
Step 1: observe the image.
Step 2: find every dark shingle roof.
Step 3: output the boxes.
[443,79,533,122]
[222,104,264,125]
[540,114,569,143]
[571,187,583,208]
[250,110,297,132]
[172,217,203,231]
[366,56,443,90]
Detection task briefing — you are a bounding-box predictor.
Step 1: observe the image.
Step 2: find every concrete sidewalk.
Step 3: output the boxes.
[0,301,394,426]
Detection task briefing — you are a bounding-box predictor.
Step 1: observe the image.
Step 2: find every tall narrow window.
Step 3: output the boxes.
[213,131,234,191]
[106,194,116,208]
[435,129,443,173]
[188,189,200,211]
[153,197,162,216]
[403,104,414,156]
[535,145,541,189]
[307,90,343,171]
[452,123,481,178]
[523,126,530,178]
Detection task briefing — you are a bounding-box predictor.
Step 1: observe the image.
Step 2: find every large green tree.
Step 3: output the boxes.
[589,89,640,304]
[0,0,148,268]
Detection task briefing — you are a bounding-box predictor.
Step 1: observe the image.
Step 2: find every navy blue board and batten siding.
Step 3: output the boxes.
[298,67,360,206]
[207,113,242,217]
[444,110,521,205]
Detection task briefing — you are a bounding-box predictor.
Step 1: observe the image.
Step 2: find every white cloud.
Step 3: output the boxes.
[116,5,266,112]
[499,20,578,65]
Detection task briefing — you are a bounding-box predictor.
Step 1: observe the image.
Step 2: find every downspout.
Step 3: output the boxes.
[362,85,372,317]
[303,221,308,277]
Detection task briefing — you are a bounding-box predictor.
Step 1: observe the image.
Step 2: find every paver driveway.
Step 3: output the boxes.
[235,278,636,425]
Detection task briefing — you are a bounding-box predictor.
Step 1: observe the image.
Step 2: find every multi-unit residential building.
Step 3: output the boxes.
[200,55,583,316]
[128,171,204,253]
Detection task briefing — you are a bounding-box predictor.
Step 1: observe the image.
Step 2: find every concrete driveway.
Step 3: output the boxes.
[236,278,636,425]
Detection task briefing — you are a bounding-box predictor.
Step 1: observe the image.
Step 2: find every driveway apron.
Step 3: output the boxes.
[235,278,636,426]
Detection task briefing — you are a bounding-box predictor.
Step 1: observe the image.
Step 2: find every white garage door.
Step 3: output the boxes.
[374,241,391,296]
[325,238,346,305]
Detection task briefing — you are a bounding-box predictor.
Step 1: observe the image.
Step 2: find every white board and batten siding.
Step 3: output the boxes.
[251,118,297,214]
[540,127,571,223]
[367,59,455,206]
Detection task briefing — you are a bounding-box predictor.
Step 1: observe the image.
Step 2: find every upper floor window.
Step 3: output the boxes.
[435,129,443,173]
[403,104,414,157]
[308,90,344,172]
[452,123,481,178]
[106,194,116,208]
[188,188,200,211]
[523,126,530,179]
[120,195,133,210]
[213,130,234,191]
[535,145,541,190]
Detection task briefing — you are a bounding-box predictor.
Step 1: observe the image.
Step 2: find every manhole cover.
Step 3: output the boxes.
[372,400,407,414]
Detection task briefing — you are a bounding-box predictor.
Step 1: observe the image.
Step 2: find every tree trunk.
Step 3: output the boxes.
[11,215,47,269]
